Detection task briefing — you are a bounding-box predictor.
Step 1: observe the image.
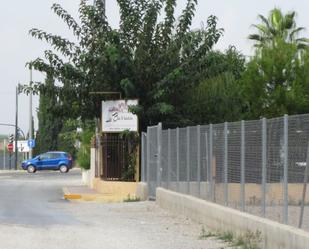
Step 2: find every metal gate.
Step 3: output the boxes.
[102,134,126,180]
[146,124,162,199]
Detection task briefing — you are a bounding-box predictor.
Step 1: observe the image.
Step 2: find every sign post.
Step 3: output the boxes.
[28,139,36,149]
[7,143,13,170]
[7,143,13,152]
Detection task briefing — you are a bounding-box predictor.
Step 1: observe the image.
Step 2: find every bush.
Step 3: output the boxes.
[77,146,90,170]
[77,124,94,170]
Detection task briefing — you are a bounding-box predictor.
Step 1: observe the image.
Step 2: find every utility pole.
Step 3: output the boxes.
[29,68,33,159]
[14,85,19,170]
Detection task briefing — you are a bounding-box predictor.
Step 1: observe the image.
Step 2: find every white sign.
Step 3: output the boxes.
[102,100,138,132]
[13,140,30,153]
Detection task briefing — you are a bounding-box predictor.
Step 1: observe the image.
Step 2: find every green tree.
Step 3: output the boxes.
[249,8,308,50]
[242,40,302,118]
[28,0,223,129]
[36,73,63,154]
[183,47,246,124]
[58,119,78,159]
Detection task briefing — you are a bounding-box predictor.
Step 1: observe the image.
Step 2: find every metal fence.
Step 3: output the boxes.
[141,114,309,230]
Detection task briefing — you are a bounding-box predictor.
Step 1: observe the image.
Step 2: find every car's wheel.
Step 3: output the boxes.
[59,165,68,173]
[27,165,36,173]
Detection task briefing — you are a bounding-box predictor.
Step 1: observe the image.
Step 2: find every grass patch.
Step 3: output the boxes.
[217,231,234,243]
[198,226,216,240]
[123,194,141,202]
[231,230,262,249]
[198,227,262,249]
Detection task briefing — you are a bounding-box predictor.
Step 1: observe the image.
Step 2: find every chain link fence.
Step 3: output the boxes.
[141,114,309,231]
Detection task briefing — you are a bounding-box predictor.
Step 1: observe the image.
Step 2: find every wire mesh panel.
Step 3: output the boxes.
[212,123,225,205]
[227,121,242,209]
[189,126,198,197]
[200,125,210,200]
[161,130,168,189]
[169,129,178,192]
[288,114,309,229]
[179,128,187,194]
[266,117,284,223]
[244,120,262,217]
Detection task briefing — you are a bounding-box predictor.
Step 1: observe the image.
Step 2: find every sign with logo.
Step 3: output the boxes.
[102,100,138,132]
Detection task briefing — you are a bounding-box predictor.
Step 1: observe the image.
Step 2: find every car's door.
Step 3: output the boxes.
[49,153,62,169]
[39,153,53,170]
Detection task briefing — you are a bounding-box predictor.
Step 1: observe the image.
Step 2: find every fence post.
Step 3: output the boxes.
[299,143,309,228]
[262,118,267,218]
[167,129,171,190]
[197,125,201,197]
[141,132,146,182]
[205,132,210,200]
[146,127,150,189]
[283,115,289,224]
[241,120,245,212]
[224,122,228,206]
[209,124,214,201]
[176,128,180,192]
[186,127,190,194]
[157,123,162,188]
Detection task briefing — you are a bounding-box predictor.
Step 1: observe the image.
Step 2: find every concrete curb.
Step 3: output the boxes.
[0,170,25,173]
[156,187,309,249]
[62,187,82,200]
[62,187,127,202]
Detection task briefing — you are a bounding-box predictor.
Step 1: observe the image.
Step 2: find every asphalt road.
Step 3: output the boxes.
[0,170,227,249]
[0,170,81,226]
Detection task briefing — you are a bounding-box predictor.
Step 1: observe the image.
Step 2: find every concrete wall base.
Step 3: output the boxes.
[93,178,138,201]
[156,188,309,249]
[82,170,91,186]
[136,182,148,201]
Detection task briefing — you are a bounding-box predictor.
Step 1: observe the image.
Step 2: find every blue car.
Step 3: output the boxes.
[21,151,73,173]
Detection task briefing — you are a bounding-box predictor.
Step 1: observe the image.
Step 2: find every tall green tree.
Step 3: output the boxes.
[243,8,309,118]
[36,73,63,153]
[242,39,305,118]
[28,0,223,129]
[248,8,308,50]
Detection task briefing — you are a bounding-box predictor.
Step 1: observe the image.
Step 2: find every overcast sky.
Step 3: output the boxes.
[0,0,308,137]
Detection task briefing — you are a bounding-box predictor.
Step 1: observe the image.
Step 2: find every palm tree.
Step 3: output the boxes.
[249,8,309,50]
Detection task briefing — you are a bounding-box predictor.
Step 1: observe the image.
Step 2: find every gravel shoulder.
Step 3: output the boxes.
[0,201,228,249]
